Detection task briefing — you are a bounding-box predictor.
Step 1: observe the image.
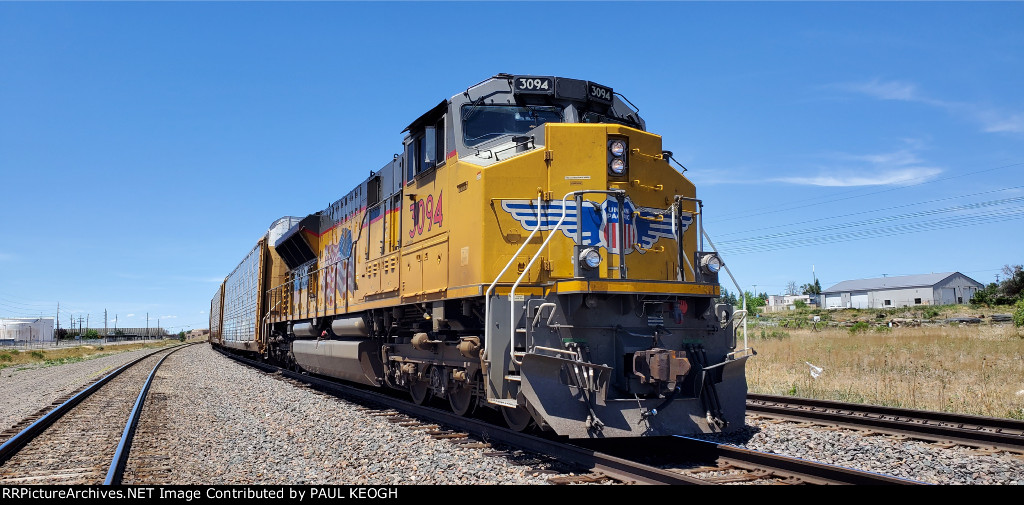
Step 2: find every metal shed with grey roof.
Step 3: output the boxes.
[822,272,983,309]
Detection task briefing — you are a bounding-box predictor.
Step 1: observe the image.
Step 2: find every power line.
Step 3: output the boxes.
[719,197,1024,247]
[722,207,1024,255]
[714,185,1024,238]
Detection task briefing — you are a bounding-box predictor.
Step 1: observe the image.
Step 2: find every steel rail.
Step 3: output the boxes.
[215,346,919,485]
[0,344,184,466]
[747,393,1024,453]
[104,343,194,485]
[571,435,921,485]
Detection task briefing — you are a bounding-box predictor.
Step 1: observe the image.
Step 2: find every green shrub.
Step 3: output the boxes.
[758,329,790,340]
[874,325,892,333]
[30,351,44,359]
[0,353,11,362]
[923,307,941,319]
[849,321,871,334]
[1014,299,1024,328]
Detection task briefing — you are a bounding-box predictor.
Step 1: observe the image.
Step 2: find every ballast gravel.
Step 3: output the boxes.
[124,344,576,485]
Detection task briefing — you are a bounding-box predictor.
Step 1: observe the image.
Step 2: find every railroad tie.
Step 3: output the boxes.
[548,473,608,485]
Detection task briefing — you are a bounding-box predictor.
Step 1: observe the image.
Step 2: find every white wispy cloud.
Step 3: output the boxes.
[161,315,178,319]
[774,143,942,187]
[836,78,1023,135]
[776,167,942,187]
[838,79,920,101]
[977,111,1024,134]
[126,314,135,318]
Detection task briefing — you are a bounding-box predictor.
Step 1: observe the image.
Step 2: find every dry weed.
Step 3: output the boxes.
[745,325,1024,419]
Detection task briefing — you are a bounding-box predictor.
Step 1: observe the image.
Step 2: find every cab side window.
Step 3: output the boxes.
[406,116,446,182]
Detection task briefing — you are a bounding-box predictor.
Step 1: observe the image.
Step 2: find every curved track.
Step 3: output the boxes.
[747,393,1024,454]
[216,346,921,485]
[0,344,189,485]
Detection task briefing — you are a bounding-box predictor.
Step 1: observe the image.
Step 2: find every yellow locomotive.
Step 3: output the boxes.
[210,74,752,438]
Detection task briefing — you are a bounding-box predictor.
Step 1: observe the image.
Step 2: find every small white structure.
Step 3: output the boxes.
[822,272,983,309]
[0,318,55,342]
[764,294,815,312]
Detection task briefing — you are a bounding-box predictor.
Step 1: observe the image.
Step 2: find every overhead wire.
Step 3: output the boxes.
[721,206,1024,255]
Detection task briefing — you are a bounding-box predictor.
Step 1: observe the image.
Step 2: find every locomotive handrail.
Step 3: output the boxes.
[674,193,751,356]
[701,228,750,355]
[483,193,545,404]
[508,189,625,366]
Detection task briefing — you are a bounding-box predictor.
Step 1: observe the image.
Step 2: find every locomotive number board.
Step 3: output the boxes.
[588,82,613,103]
[513,76,554,94]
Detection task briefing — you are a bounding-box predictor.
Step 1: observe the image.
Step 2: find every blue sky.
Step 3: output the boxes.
[1,2,1022,331]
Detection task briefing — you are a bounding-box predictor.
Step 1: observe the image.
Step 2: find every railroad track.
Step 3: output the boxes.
[215,346,920,485]
[746,393,1024,454]
[0,344,190,485]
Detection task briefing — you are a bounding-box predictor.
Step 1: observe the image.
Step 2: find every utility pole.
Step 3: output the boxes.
[56,302,60,337]
[146,313,149,337]
[86,314,89,335]
[104,309,107,336]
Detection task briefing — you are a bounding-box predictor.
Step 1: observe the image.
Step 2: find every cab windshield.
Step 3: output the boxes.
[462,105,562,146]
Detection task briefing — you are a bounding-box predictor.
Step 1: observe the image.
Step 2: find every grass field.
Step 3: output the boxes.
[744,307,1024,420]
[0,339,181,371]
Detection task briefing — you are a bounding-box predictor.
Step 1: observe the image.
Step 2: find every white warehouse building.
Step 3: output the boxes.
[0,317,55,343]
[822,272,983,309]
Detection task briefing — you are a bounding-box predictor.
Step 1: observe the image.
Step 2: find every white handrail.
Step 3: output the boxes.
[508,192,576,365]
[483,195,543,388]
[507,190,624,365]
[701,228,748,354]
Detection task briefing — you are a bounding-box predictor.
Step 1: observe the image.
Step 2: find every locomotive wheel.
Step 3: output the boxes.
[409,379,432,405]
[501,404,533,432]
[448,384,476,416]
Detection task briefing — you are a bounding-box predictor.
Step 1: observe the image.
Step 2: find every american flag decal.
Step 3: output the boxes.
[501,196,689,255]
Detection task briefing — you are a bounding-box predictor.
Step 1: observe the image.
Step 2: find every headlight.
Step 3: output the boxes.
[579,248,602,269]
[607,138,627,176]
[609,140,626,157]
[700,253,722,274]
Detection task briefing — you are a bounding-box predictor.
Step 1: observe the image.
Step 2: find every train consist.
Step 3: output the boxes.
[209,74,753,438]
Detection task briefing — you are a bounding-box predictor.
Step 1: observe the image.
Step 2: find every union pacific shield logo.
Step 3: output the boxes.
[501,196,690,254]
